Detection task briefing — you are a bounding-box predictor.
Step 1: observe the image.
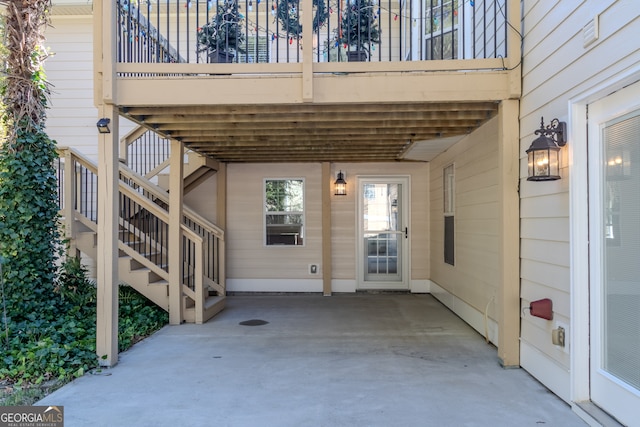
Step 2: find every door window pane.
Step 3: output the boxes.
[362,183,402,282]
[602,111,640,389]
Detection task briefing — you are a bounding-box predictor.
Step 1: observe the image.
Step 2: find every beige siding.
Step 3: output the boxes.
[520,0,640,403]
[226,163,324,284]
[184,175,218,225]
[226,162,429,291]
[430,117,500,328]
[333,162,431,285]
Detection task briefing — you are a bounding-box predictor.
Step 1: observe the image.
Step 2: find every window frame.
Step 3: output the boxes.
[443,164,455,265]
[263,177,305,247]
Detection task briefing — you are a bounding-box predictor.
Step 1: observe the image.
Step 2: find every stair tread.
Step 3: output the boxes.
[204,295,225,309]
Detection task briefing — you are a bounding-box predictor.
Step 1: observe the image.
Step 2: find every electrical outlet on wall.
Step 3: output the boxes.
[552,321,569,353]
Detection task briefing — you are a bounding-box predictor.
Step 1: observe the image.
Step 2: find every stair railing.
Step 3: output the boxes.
[118,162,225,298]
[57,147,224,323]
[121,126,171,180]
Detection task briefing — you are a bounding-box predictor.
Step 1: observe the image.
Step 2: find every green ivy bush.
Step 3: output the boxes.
[118,286,168,352]
[1,256,168,401]
[0,3,167,405]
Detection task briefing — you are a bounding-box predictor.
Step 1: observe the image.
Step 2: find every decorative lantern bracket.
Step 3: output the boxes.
[535,117,567,148]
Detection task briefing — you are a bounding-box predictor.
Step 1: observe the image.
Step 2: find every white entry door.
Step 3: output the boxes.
[588,80,640,426]
[358,177,409,290]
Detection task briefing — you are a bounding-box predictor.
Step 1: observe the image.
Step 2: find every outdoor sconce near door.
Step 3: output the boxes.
[526,117,567,181]
[96,118,111,134]
[334,171,347,196]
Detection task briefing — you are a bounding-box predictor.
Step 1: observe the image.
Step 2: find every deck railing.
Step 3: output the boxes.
[116,0,509,64]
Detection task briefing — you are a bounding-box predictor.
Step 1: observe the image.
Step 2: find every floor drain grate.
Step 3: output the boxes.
[239,319,269,326]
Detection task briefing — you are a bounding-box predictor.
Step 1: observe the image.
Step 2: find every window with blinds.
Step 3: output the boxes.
[444,164,455,265]
[238,36,269,63]
[602,110,640,390]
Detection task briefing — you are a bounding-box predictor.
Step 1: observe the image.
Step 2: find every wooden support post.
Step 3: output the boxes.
[302,0,313,102]
[96,105,119,367]
[93,0,103,104]
[217,163,227,294]
[168,139,184,324]
[63,149,76,256]
[506,0,522,99]
[497,99,520,367]
[100,0,116,105]
[322,163,332,296]
[217,163,227,230]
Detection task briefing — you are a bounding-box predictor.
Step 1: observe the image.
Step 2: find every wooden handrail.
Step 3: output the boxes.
[121,125,149,147]
[58,146,223,239]
[57,146,224,323]
[57,147,98,174]
[119,162,224,239]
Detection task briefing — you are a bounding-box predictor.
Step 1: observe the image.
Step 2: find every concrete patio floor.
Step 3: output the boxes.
[39,294,587,426]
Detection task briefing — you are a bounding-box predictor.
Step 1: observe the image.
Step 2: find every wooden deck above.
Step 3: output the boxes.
[95,0,520,163]
[119,99,500,163]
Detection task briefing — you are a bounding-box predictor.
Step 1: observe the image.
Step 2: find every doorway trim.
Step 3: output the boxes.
[569,68,640,412]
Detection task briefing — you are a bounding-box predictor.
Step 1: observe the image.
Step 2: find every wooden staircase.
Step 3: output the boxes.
[58,147,225,324]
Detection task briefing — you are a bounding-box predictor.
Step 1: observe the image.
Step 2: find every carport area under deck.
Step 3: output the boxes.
[39,294,585,426]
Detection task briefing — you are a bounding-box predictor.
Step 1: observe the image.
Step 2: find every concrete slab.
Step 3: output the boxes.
[39,294,587,426]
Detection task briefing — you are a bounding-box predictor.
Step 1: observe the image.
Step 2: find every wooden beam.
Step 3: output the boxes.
[117,72,510,105]
[152,119,485,131]
[115,57,506,76]
[182,134,458,145]
[201,154,403,162]
[124,102,499,117]
[167,127,471,138]
[182,131,466,144]
[136,110,495,124]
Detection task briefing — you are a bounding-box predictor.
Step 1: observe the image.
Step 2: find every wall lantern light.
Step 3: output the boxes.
[526,117,567,181]
[334,170,347,196]
[96,118,111,134]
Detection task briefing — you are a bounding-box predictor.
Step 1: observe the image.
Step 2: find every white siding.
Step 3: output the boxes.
[45,17,97,157]
[520,0,640,404]
[45,16,136,161]
[429,117,500,339]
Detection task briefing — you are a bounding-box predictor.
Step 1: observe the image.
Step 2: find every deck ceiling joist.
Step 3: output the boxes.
[122,101,499,163]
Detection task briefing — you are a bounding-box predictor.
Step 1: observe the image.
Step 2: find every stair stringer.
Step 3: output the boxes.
[70,217,170,313]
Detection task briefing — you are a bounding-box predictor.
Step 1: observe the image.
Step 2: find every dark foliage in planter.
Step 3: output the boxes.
[197,0,246,58]
[340,0,380,55]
